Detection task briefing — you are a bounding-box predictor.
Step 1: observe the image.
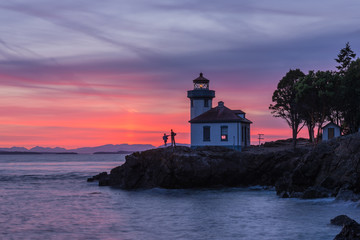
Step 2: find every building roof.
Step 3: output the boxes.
[322,122,341,129]
[232,110,245,115]
[190,102,252,124]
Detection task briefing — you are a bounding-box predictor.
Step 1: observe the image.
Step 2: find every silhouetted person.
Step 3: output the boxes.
[162,133,169,146]
[171,129,176,147]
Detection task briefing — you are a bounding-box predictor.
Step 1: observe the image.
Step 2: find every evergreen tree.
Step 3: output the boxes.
[335,42,356,75]
[341,58,360,133]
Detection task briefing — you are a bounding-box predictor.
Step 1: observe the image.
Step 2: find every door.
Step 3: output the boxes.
[328,128,334,139]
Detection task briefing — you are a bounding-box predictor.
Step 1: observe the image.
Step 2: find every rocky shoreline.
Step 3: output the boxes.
[89,133,360,201]
[88,145,304,189]
[89,134,360,239]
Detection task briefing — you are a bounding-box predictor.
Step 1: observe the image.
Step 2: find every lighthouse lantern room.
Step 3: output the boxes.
[187,73,215,120]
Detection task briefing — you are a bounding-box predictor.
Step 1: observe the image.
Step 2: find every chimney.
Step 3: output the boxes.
[218,101,224,107]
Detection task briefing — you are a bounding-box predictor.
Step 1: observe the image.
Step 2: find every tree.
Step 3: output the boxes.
[327,72,344,127]
[295,71,318,143]
[269,69,305,149]
[312,71,338,139]
[335,42,356,75]
[296,70,338,143]
[341,58,360,133]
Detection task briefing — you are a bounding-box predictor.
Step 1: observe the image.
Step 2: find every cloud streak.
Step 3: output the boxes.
[0,0,359,147]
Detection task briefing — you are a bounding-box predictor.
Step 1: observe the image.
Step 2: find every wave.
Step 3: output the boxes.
[0,172,88,182]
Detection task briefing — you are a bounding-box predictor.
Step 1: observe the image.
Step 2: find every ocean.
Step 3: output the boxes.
[0,154,359,240]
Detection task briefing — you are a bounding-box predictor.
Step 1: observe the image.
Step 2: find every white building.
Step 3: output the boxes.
[322,122,341,141]
[187,73,252,151]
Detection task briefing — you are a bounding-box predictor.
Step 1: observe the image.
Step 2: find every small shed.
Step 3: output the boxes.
[322,122,341,141]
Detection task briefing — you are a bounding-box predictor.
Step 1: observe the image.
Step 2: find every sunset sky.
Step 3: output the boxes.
[1,0,360,148]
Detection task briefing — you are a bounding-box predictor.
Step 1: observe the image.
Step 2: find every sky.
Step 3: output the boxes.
[1,0,360,148]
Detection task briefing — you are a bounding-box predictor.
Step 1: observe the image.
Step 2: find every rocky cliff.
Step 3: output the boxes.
[276,132,360,200]
[92,144,305,190]
[91,133,360,200]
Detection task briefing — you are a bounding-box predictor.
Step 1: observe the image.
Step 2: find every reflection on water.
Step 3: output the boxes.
[0,154,359,240]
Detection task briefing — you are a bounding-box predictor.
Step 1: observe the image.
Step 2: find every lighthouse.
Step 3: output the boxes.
[187,73,215,120]
[187,73,252,151]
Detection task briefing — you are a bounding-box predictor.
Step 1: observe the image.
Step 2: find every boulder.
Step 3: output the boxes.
[336,189,360,202]
[301,186,331,199]
[87,172,108,184]
[334,221,360,240]
[331,215,358,226]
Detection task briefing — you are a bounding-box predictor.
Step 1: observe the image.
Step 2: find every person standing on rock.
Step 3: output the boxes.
[162,133,169,146]
[171,129,176,147]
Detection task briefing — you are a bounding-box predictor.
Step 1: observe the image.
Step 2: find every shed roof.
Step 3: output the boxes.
[322,122,341,129]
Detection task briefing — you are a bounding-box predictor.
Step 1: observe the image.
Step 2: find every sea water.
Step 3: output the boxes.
[1,154,359,240]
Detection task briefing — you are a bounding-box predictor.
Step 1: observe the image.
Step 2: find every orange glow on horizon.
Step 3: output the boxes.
[0,71,305,149]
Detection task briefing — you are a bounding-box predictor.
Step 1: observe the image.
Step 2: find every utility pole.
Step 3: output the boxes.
[258,134,264,146]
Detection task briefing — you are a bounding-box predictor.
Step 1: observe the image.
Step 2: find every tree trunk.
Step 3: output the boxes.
[307,124,315,143]
[292,127,298,150]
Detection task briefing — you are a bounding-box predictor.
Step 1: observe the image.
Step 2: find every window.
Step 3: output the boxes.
[204,99,209,107]
[191,99,194,107]
[221,126,228,141]
[203,126,210,141]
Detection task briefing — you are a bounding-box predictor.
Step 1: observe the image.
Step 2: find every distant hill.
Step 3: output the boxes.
[30,146,68,153]
[0,147,29,152]
[0,144,155,154]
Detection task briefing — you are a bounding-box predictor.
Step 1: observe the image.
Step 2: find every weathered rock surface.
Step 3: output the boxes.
[332,215,360,240]
[96,145,304,189]
[87,171,109,186]
[276,133,360,200]
[331,215,358,226]
[91,133,360,200]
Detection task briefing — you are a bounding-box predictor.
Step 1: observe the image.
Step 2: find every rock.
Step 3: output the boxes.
[103,146,304,189]
[301,186,331,199]
[336,189,360,202]
[334,221,360,240]
[331,215,358,226]
[99,177,110,186]
[92,133,360,199]
[87,172,109,184]
[278,191,289,198]
[289,192,304,198]
[331,215,360,240]
[274,133,360,200]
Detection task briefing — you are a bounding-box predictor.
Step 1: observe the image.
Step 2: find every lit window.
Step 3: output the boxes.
[221,126,228,141]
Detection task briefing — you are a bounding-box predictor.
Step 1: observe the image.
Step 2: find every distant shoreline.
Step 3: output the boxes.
[0,151,135,155]
[0,151,78,155]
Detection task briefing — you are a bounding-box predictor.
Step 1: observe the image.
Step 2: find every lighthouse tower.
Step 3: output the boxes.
[187,73,215,120]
